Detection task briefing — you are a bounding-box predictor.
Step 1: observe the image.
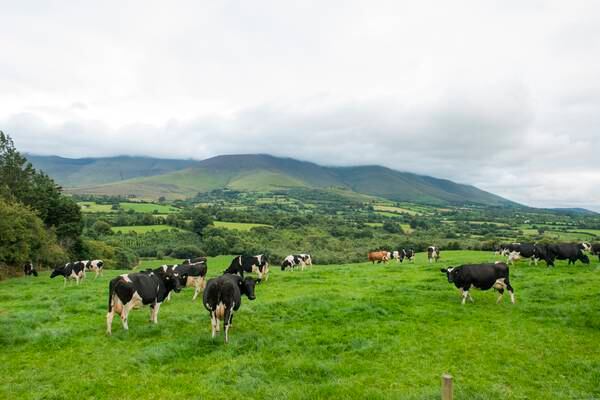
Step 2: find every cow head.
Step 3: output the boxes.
[440,267,459,283]
[160,270,183,293]
[580,253,590,264]
[580,242,592,252]
[240,277,257,300]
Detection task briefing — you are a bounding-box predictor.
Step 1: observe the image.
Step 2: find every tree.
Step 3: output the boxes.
[0,131,82,247]
[190,208,213,236]
[0,198,66,266]
[93,220,113,236]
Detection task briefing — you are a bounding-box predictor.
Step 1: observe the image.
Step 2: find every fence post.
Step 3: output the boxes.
[441,373,453,400]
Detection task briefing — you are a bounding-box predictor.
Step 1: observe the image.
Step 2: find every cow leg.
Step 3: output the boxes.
[461,290,469,305]
[106,299,115,335]
[496,288,505,304]
[63,277,67,287]
[506,282,516,304]
[166,292,172,302]
[193,283,200,301]
[152,303,161,324]
[224,306,233,344]
[210,311,217,338]
[120,302,135,331]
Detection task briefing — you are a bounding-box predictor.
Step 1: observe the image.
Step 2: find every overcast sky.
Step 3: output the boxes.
[1,1,599,210]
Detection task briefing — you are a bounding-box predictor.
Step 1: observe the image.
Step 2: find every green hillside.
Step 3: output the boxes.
[34,154,517,207]
[27,155,197,187]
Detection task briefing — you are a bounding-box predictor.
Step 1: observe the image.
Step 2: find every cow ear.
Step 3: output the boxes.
[440,268,447,273]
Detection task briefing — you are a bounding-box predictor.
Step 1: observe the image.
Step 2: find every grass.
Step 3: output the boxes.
[118,202,180,214]
[111,225,185,234]
[77,201,115,213]
[374,204,420,216]
[214,221,272,231]
[78,201,180,214]
[1,251,599,399]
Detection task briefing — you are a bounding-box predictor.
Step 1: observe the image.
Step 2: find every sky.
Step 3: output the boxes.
[1,1,599,210]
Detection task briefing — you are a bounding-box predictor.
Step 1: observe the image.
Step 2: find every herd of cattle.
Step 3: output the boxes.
[495,242,598,267]
[20,242,599,343]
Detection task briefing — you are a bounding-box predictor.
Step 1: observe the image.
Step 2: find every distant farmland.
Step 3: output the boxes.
[111,225,184,234]
[214,221,272,231]
[78,201,180,214]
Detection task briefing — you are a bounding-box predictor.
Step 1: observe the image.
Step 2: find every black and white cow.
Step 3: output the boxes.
[106,268,182,334]
[546,243,590,266]
[83,260,104,279]
[281,254,308,271]
[23,261,38,277]
[203,274,257,343]
[440,262,515,305]
[281,255,301,271]
[396,249,415,263]
[50,261,86,286]
[298,254,312,267]
[505,243,540,266]
[163,261,208,301]
[224,255,269,281]
[427,246,440,263]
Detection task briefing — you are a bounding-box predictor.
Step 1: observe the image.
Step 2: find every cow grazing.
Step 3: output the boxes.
[164,261,208,301]
[427,246,440,263]
[84,260,104,279]
[392,249,415,263]
[23,262,38,277]
[281,254,311,271]
[224,255,269,281]
[505,243,540,266]
[368,251,389,264]
[106,268,182,334]
[281,255,301,271]
[50,261,86,286]
[546,244,590,266]
[298,253,312,266]
[203,274,257,343]
[440,262,515,305]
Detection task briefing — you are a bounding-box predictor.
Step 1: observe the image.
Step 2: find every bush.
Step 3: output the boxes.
[114,247,138,269]
[170,245,203,259]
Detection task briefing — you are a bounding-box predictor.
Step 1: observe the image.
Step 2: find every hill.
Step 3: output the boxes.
[27,154,197,187]
[29,153,517,207]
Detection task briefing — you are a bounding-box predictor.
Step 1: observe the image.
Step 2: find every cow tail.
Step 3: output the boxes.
[108,279,116,313]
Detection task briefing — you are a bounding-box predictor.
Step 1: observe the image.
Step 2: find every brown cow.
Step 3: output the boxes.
[368,251,390,264]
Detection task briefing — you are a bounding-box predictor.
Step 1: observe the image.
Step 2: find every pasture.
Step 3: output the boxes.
[77,201,180,214]
[214,221,272,231]
[1,251,599,399]
[111,225,185,234]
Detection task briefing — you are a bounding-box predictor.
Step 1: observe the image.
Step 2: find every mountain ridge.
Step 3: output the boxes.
[27,153,519,207]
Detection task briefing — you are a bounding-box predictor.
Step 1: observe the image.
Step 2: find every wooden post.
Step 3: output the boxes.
[441,374,453,400]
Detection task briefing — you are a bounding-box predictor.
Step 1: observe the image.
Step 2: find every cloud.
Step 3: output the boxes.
[0,1,599,210]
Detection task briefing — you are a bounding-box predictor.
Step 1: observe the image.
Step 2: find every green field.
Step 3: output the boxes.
[111,225,185,234]
[214,221,272,231]
[118,202,180,214]
[1,251,599,399]
[77,201,115,213]
[78,201,180,214]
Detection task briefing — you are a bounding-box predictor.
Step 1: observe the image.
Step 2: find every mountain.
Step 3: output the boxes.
[28,153,518,207]
[27,155,197,187]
